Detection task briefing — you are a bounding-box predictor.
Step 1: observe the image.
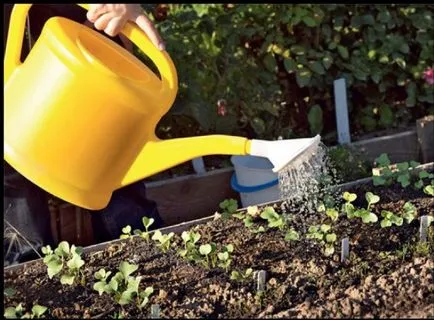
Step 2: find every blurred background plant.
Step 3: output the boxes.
[137,4,433,144]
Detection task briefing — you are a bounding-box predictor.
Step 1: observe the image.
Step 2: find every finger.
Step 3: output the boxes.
[134,14,165,51]
[93,13,115,32]
[104,16,127,37]
[86,4,108,23]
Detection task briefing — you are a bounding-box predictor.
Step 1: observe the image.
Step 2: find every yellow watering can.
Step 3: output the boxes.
[4,4,321,210]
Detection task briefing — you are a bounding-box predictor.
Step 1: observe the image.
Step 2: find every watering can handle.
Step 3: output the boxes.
[4,4,178,101]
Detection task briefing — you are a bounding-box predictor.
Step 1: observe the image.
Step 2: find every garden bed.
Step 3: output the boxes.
[3,165,434,319]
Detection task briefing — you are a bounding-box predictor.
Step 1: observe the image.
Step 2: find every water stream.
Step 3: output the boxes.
[278,142,341,215]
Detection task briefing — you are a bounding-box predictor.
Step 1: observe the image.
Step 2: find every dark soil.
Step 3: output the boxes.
[3,182,434,319]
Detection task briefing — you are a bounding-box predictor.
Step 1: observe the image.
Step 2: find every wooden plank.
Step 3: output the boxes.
[349,130,418,163]
[146,167,240,226]
[417,115,434,163]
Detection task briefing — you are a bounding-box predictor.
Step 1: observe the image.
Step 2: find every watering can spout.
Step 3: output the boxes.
[120,135,250,187]
[120,134,322,187]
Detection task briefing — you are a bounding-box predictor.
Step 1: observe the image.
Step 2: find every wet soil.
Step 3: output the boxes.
[3,182,434,319]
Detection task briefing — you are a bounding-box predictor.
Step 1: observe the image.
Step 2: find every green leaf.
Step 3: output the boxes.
[381,219,392,228]
[362,212,378,223]
[379,105,394,128]
[284,58,297,73]
[397,173,411,188]
[250,117,266,135]
[406,82,417,107]
[109,278,119,292]
[290,44,306,56]
[4,287,16,297]
[199,244,212,256]
[379,55,389,64]
[302,16,318,27]
[93,281,107,295]
[218,252,229,261]
[368,49,376,60]
[366,192,380,205]
[309,61,326,75]
[47,259,63,279]
[325,233,337,243]
[414,180,424,189]
[326,208,339,221]
[322,55,333,70]
[4,307,17,319]
[393,216,404,226]
[324,245,335,256]
[307,104,323,135]
[55,241,70,257]
[67,254,85,270]
[143,286,154,297]
[424,185,434,196]
[119,261,138,279]
[419,171,430,179]
[409,161,420,168]
[337,45,349,59]
[284,229,300,241]
[142,217,155,229]
[375,153,391,167]
[373,175,386,186]
[122,225,131,234]
[295,68,312,87]
[118,290,135,305]
[60,273,75,285]
[343,192,357,202]
[320,224,331,233]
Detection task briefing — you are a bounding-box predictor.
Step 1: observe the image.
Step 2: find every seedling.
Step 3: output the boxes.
[307,224,337,256]
[151,230,175,253]
[380,210,403,228]
[414,171,434,190]
[120,225,132,239]
[284,228,300,241]
[4,303,47,319]
[401,202,417,224]
[341,192,357,219]
[178,231,201,261]
[230,268,253,282]
[260,206,285,229]
[93,261,154,307]
[217,244,234,272]
[138,287,154,310]
[41,241,85,286]
[133,217,155,241]
[423,183,434,196]
[219,199,238,219]
[352,192,379,224]
[199,242,218,269]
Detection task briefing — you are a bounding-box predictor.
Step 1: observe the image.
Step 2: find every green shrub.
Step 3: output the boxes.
[140,4,433,142]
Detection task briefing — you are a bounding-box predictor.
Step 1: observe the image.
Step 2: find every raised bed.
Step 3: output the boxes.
[4,163,433,319]
[51,127,423,247]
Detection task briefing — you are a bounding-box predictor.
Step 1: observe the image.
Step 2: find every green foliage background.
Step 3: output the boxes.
[138,4,433,143]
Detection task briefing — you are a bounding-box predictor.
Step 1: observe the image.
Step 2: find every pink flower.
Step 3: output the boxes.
[217,99,227,116]
[423,67,434,85]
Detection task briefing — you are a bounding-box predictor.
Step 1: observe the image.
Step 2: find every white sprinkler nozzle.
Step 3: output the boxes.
[249,135,321,172]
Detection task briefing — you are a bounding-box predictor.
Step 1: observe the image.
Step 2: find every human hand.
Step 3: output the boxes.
[86,4,165,51]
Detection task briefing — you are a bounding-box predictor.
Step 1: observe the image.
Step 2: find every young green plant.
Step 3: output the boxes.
[4,303,47,319]
[306,224,337,256]
[230,268,253,282]
[41,241,85,286]
[93,261,154,308]
[133,217,155,241]
[151,230,175,253]
[219,198,238,219]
